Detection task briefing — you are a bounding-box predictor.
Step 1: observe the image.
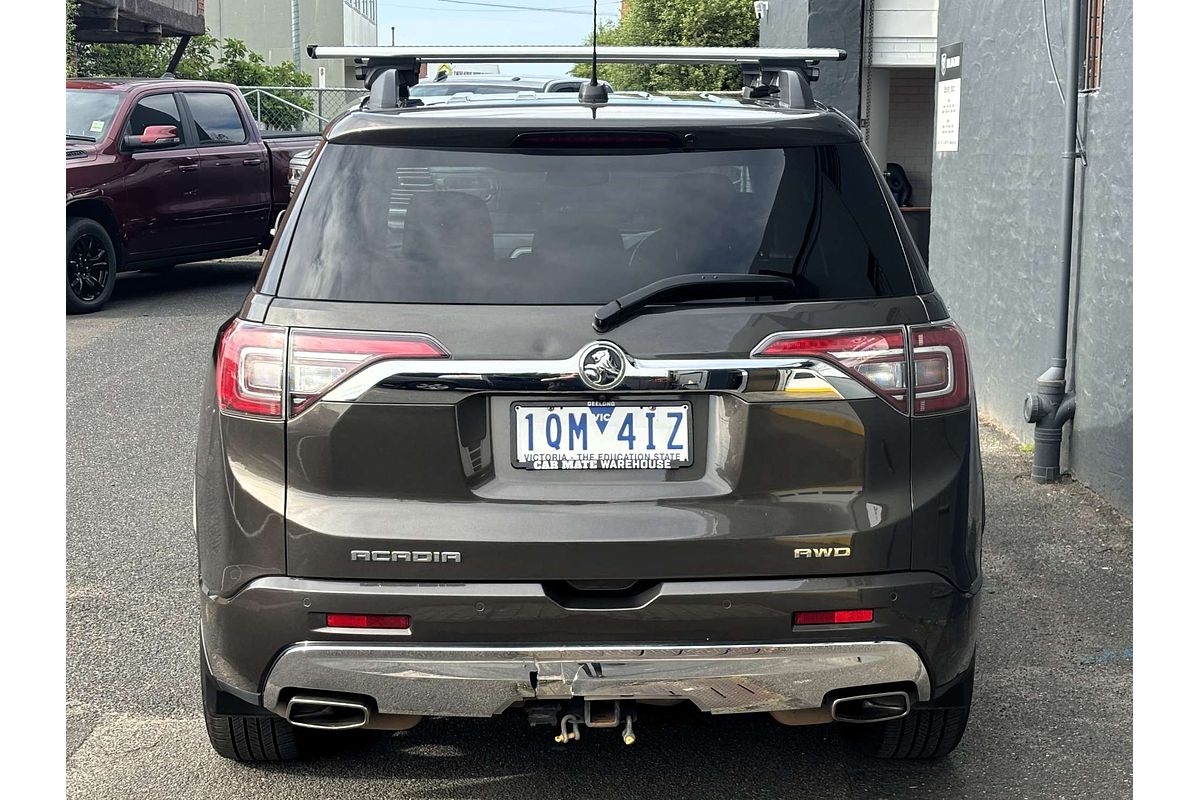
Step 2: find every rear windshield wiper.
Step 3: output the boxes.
[66,134,96,142]
[594,273,796,332]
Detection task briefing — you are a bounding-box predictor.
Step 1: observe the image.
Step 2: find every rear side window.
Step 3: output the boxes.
[126,93,183,137]
[184,92,247,145]
[278,142,915,304]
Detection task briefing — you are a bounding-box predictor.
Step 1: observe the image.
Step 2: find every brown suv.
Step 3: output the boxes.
[196,46,982,762]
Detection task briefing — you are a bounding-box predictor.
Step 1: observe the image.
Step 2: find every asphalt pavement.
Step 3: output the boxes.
[66,260,1133,799]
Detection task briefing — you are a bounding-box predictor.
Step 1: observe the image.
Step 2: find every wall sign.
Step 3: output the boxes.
[936,42,963,152]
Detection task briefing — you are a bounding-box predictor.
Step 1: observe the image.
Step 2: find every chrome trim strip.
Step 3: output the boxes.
[262,641,931,718]
[315,341,873,406]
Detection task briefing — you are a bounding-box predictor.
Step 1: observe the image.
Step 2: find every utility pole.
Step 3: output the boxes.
[391,27,396,46]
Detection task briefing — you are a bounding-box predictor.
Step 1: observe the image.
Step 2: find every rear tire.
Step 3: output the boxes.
[66,217,117,314]
[204,708,305,762]
[201,647,306,762]
[837,663,974,759]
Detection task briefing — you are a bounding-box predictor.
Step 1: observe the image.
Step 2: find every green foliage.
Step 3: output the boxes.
[572,0,759,92]
[66,0,79,77]
[75,34,216,80]
[73,35,315,130]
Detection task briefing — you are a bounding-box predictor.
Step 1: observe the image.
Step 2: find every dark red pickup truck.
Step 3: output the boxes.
[66,78,319,313]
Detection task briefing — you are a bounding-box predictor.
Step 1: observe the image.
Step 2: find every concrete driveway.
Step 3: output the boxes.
[66,261,1132,799]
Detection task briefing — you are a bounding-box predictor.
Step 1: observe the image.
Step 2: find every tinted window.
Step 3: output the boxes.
[184,92,247,144]
[126,93,182,138]
[66,90,121,140]
[279,143,915,304]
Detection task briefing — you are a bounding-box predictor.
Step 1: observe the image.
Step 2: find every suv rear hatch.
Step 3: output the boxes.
[245,128,953,584]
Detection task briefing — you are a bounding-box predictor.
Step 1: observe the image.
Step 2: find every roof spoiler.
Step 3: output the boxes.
[306,45,847,111]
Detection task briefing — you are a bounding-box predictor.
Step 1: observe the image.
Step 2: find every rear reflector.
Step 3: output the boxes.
[325,613,411,629]
[793,609,874,625]
[289,329,449,416]
[755,329,908,411]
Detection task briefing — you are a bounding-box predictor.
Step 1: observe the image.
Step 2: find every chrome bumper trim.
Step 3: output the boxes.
[262,641,930,718]
[317,341,883,404]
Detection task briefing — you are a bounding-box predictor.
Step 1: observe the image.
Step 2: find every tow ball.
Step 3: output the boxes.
[553,700,637,745]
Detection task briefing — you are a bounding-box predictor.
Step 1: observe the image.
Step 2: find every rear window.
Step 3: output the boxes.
[183,92,248,145]
[278,142,915,304]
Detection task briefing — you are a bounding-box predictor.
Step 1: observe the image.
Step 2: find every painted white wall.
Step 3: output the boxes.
[343,3,377,47]
[873,0,938,38]
[865,67,891,165]
[871,0,938,67]
[207,0,376,87]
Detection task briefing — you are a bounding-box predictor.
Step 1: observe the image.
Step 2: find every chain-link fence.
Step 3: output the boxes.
[239,87,368,134]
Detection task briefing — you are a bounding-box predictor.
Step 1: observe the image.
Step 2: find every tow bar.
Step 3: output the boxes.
[549,700,637,745]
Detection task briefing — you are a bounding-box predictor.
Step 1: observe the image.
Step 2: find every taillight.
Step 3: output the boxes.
[755,329,908,410]
[216,320,286,418]
[910,322,970,415]
[754,323,972,415]
[288,329,448,416]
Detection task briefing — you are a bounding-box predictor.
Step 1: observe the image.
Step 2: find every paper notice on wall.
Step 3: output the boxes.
[936,42,963,152]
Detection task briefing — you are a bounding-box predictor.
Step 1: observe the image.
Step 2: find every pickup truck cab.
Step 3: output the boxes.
[66,78,320,313]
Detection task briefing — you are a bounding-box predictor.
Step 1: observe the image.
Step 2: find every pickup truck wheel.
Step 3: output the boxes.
[66,217,117,314]
[837,663,974,759]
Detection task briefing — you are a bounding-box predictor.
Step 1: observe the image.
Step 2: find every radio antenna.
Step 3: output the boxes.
[578,0,608,105]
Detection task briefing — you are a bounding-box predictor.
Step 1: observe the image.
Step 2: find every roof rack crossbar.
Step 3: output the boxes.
[307,45,846,65]
[307,45,847,111]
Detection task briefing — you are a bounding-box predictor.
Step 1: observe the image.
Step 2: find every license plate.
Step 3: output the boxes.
[513,403,692,470]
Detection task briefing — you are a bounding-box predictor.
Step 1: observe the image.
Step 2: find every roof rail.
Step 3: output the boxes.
[306,45,847,111]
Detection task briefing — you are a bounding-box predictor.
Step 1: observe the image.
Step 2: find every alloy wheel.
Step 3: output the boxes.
[68,233,112,302]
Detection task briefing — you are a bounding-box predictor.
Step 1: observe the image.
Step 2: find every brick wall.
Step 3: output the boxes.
[884,68,935,205]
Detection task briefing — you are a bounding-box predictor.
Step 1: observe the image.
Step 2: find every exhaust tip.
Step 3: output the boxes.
[830,690,912,724]
[285,696,370,730]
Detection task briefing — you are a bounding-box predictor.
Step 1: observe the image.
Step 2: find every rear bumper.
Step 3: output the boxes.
[261,642,931,717]
[201,571,978,714]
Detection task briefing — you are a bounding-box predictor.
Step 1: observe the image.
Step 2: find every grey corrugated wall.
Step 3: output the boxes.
[928,0,1132,513]
[759,0,863,119]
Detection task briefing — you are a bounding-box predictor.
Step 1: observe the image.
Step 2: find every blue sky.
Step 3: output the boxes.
[375,0,624,76]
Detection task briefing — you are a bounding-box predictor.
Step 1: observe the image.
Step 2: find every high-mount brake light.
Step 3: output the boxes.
[288,329,448,416]
[793,609,874,625]
[755,330,908,411]
[511,131,682,148]
[216,320,287,418]
[911,322,971,415]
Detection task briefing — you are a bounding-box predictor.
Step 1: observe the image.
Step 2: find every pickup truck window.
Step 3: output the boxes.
[278,143,916,304]
[66,90,120,140]
[127,93,184,139]
[184,92,248,145]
